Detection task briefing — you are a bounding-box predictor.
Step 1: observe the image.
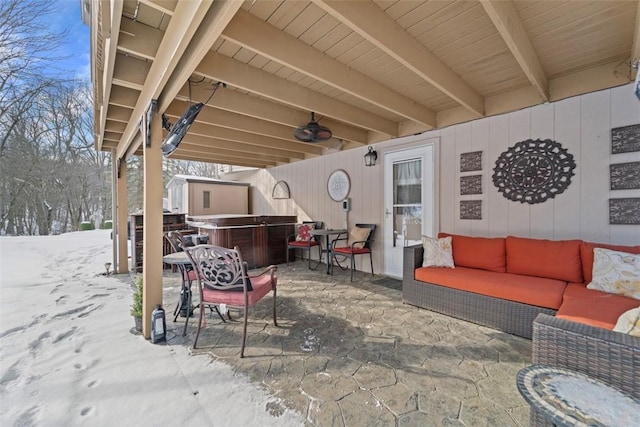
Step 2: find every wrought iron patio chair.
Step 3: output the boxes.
[331,224,376,281]
[286,221,323,269]
[164,231,224,335]
[184,244,278,357]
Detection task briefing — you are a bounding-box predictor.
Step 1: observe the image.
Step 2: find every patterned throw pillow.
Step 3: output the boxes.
[296,224,313,241]
[613,307,640,337]
[422,236,454,268]
[347,227,371,249]
[587,248,640,300]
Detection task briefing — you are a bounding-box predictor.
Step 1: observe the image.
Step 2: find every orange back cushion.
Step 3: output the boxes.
[506,236,582,282]
[439,233,506,273]
[580,241,640,283]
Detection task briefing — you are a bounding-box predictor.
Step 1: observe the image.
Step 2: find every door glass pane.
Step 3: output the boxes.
[393,159,422,247]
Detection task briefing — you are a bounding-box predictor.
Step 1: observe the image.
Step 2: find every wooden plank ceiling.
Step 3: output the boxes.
[90,0,640,168]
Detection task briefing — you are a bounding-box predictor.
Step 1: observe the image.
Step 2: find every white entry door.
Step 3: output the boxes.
[383,142,437,278]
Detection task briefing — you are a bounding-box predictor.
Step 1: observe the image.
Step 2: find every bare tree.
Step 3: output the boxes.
[0,0,72,234]
[0,0,224,234]
[0,0,66,157]
[1,79,102,235]
[165,159,223,179]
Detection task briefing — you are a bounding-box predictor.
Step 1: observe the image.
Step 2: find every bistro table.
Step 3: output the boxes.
[163,251,190,265]
[163,250,226,335]
[183,233,209,246]
[162,251,195,335]
[311,229,347,275]
[516,364,640,427]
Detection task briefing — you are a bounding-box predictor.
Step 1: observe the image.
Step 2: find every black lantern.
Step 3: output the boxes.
[364,146,378,167]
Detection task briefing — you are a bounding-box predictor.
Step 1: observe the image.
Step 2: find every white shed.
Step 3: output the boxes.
[166,175,249,216]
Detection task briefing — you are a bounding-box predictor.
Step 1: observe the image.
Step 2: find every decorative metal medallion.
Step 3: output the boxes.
[492,139,576,204]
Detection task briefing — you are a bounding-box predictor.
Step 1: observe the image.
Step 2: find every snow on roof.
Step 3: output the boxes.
[166,175,249,188]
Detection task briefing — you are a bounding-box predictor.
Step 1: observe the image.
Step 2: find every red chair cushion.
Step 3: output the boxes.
[333,247,371,255]
[202,274,275,307]
[183,269,198,281]
[289,240,319,248]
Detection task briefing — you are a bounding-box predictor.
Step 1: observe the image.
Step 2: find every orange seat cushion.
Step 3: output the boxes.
[580,241,640,283]
[202,274,275,307]
[439,233,506,272]
[506,236,582,283]
[415,266,566,309]
[556,283,640,330]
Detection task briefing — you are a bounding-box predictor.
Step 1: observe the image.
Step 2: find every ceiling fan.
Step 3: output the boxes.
[293,112,332,143]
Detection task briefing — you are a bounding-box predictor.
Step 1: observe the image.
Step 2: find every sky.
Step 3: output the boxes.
[46,0,91,80]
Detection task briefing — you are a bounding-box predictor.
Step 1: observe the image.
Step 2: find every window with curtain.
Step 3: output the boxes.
[393,159,422,245]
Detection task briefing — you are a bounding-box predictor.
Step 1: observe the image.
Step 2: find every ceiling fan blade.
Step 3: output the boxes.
[293,112,332,142]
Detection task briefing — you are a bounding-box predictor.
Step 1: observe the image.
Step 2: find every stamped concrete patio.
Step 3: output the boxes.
[162,262,532,426]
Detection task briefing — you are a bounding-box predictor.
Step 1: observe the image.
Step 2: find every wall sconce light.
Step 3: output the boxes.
[364,146,378,167]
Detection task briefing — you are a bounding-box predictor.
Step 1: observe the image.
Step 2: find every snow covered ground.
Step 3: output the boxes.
[0,230,303,426]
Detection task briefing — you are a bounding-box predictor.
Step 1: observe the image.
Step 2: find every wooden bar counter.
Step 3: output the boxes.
[187,215,296,269]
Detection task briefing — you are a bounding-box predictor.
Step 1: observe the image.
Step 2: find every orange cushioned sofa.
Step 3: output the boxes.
[402,233,640,339]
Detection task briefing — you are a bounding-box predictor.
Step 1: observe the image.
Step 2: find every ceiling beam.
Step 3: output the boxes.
[185,123,309,158]
[104,131,123,141]
[116,0,214,160]
[222,9,436,128]
[312,0,484,117]
[111,53,150,90]
[172,142,284,165]
[165,101,325,155]
[167,152,270,168]
[175,85,368,144]
[480,0,549,101]
[181,131,305,160]
[117,17,163,60]
[437,59,630,128]
[106,105,133,122]
[195,52,398,136]
[97,0,123,150]
[109,85,139,108]
[158,0,243,112]
[138,0,176,16]
[177,143,291,164]
[105,120,127,133]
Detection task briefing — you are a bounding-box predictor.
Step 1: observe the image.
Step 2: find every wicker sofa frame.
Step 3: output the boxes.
[403,244,557,339]
[403,243,639,425]
[531,313,640,426]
